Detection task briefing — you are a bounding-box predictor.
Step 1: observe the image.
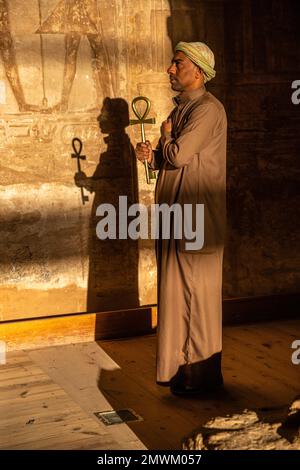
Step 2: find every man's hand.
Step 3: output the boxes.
[161,118,172,139]
[135,140,152,163]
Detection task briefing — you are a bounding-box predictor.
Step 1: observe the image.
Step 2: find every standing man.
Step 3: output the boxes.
[135,41,227,396]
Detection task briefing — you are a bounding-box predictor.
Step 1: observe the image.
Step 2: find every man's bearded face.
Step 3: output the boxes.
[167,51,201,92]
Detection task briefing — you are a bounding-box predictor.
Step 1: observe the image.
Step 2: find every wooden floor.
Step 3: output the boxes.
[0,319,299,450]
[98,319,300,449]
[0,343,145,450]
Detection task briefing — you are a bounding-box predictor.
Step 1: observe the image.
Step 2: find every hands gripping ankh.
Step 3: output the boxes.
[130,96,157,184]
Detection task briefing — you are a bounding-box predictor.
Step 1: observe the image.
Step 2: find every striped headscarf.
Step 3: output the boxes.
[175,41,216,83]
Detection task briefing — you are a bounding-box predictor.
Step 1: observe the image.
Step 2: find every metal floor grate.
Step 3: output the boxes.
[94,409,143,426]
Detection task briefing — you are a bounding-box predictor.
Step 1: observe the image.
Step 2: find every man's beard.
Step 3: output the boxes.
[170,78,183,91]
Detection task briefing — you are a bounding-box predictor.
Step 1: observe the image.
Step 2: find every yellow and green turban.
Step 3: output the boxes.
[175,41,216,83]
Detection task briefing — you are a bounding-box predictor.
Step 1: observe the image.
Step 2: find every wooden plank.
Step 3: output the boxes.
[0,349,145,450]
[0,315,96,351]
[222,293,300,324]
[0,307,156,351]
[28,342,147,450]
[0,294,299,353]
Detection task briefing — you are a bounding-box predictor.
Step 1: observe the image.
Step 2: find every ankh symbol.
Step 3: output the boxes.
[130,96,156,184]
[71,137,89,205]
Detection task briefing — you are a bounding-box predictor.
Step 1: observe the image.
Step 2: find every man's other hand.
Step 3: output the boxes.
[135,140,152,163]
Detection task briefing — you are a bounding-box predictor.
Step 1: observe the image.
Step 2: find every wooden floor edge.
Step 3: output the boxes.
[0,293,299,351]
[223,292,300,324]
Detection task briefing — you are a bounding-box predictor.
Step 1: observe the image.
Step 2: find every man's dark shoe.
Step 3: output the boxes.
[169,355,224,396]
[170,380,224,396]
[170,374,224,396]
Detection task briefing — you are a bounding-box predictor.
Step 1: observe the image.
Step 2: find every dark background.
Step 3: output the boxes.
[167,0,300,297]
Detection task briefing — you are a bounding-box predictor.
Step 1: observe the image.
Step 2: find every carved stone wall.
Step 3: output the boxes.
[167,0,300,298]
[0,0,173,320]
[221,0,300,297]
[0,0,299,321]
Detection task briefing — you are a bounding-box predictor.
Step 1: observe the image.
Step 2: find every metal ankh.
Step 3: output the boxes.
[130,96,156,184]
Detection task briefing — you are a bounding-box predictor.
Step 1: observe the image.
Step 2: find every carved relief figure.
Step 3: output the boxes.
[36,0,115,111]
[0,0,39,111]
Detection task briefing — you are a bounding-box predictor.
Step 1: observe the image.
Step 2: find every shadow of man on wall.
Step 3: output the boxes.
[75,97,139,313]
